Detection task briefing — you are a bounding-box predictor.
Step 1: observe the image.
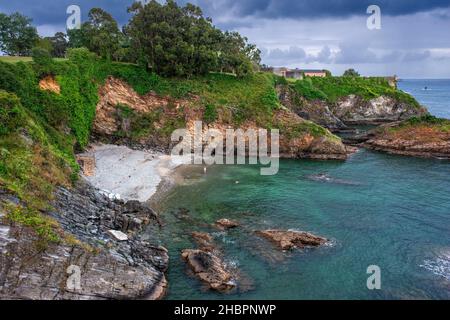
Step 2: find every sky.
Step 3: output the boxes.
[1,0,450,78]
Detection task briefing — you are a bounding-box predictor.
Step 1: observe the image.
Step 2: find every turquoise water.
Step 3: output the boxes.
[148,80,450,300]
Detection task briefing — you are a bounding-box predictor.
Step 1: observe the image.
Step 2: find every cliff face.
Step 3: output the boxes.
[331,95,428,125]
[94,77,348,160]
[277,85,428,130]
[0,183,168,300]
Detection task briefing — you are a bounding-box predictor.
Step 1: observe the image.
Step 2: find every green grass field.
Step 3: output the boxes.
[0,56,67,63]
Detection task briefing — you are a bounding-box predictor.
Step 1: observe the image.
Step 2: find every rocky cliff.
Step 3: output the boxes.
[94,77,349,160]
[277,84,428,130]
[0,182,168,300]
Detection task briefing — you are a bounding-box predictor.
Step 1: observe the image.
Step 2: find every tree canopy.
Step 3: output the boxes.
[0,12,39,56]
[1,1,261,78]
[125,0,260,77]
[343,68,360,77]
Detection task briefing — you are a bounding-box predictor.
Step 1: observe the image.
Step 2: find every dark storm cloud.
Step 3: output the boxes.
[0,0,135,26]
[192,0,450,19]
[1,0,450,27]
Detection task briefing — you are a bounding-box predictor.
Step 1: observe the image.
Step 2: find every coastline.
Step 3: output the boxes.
[81,144,191,204]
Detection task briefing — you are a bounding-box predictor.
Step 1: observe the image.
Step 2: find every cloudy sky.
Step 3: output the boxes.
[1,0,450,78]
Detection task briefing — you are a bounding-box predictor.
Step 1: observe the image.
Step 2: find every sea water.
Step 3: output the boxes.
[150,79,450,300]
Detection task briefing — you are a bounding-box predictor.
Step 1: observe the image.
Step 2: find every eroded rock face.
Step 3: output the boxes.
[181,249,236,292]
[93,77,348,161]
[39,75,61,94]
[277,85,346,131]
[255,230,327,250]
[331,95,428,125]
[277,85,427,129]
[0,182,168,300]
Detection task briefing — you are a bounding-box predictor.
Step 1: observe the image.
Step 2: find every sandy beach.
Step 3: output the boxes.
[82,144,190,203]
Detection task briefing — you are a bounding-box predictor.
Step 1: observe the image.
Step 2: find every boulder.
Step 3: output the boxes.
[181,249,236,292]
[255,230,327,250]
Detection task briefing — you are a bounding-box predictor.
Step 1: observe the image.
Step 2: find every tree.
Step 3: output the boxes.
[126,0,258,77]
[35,37,53,53]
[32,47,53,76]
[67,28,87,49]
[46,32,68,58]
[0,12,39,56]
[343,69,360,77]
[82,8,122,60]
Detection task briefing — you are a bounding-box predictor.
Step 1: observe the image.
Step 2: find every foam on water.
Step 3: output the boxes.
[421,252,450,281]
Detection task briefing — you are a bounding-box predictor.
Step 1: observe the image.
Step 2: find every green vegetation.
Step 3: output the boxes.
[343,68,360,77]
[279,118,339,142]
[0,56,33,63]
[287,76,420,107]
[0,12,39,56]
[125,0,260,77]
[396,115,450,132]
[0,90,75,244]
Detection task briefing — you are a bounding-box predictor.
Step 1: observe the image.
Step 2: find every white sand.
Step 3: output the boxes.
[84,144,190,202]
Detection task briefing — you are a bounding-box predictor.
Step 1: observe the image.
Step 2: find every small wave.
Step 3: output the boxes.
[420,254,450,281]
[224,257,240,269]
[305,174,361,186]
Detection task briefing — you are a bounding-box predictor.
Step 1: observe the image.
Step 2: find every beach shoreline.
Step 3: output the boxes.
[81,144,191,204]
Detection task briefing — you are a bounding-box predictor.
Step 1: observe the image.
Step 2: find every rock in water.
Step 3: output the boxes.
[181,249,236,292]
[215,219,240,230]
[255,230,327,250]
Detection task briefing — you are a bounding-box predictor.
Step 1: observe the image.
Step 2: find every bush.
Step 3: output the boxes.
[32,47,54,76]
[0,90,24,136]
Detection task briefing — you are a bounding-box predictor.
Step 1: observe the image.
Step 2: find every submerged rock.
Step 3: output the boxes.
[191,231,215,251]
[181,249,236,292]
[255,230,327,250]
[215,219,240,230]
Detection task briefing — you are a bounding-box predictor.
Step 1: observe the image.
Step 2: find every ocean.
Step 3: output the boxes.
[149,80,450,300]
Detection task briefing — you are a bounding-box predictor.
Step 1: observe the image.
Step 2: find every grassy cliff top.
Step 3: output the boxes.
[276,75,420,108]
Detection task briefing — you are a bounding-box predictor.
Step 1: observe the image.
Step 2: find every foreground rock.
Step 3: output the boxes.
[215,219,240,230]
[0,181,168,300]
[255,230,327,250]
[181,249,236,292]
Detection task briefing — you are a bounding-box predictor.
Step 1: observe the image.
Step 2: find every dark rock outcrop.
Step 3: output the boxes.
[255,230,327,250]
[181,249,236,292]
[181,232,239,293]
[0,181,168,300]
[277,85,346,131]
